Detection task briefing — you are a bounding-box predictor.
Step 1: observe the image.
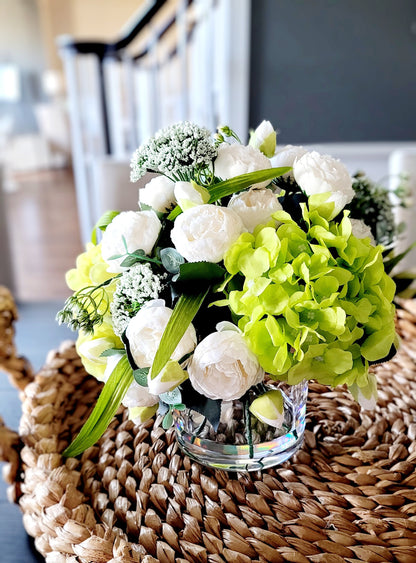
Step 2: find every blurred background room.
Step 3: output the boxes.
[0,0,415,560]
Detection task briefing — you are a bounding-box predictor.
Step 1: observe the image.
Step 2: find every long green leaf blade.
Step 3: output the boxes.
[151,288,208,379]
[384,241,416,274]
[63,355,133,457]
[207,166,291,202]
[167,167,291,221]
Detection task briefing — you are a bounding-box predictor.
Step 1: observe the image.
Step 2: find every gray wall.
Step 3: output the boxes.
[249,0,416,143]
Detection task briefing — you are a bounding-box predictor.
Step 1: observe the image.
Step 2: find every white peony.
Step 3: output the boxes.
[101,211,161,273]
[228,188,282,232]
[214,144,272,189]
[188,330,264,401]
[138,175,175,213]
[171,204,244,263]
[350,219,376,245]
[122,380,159,408]
[125,300,197,368]
[293,151,354,216]
[270,145,308,179]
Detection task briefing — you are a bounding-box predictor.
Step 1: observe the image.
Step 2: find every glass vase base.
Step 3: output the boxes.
[174,380,308,472]
[175,426,305,472]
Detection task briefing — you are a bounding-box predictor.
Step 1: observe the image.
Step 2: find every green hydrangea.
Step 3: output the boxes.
[222,193,396,391]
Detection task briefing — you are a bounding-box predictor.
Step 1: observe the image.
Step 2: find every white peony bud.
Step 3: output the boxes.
[349,373,378,411]
[214,144,272,189]
[174,181,210,210]
[249,120,276,158]
[125,300,197,368]
[122,380,159,408]
[138,175,175,213]
[293,151,354,216]
[350,218,376,245]
[249,389,285,429]
[171,204,244,263]
[188,330,264,401]
[270,145,308,179]
[128,404,158,425]
[101,211,161,273]
[228,188,282,232]
[147,359,188,395]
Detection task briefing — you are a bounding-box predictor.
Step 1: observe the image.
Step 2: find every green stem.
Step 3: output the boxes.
[191,416,207,443]
[244,399,254,459]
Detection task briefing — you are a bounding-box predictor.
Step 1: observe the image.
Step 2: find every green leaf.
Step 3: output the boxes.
[383,242,416,274]
[100,348,126,357]
[91,210,120,244]
[177,262,226,283]
[108,254,123,260]
[167,167,290,220]
[119,250,162,268]
[63,355,133,457]
[133,367,149,386]
[140,202,165,221]
[150,288,209,379]
[393,271,416,297]
[160,387,182,405]
[160,247,185,274]
[120,255,141,268]
[167,205,183,221]
[208,167,291,202]
[162,410,174,429]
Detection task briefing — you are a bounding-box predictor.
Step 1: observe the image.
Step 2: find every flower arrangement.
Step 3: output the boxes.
[58,120,400,458]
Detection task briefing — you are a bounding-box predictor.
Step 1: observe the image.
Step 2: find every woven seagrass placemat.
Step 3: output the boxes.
[2,294,416,562]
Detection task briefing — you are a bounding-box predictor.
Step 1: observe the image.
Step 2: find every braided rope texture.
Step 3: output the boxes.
[4,305,416,562]
[0,286,34,391]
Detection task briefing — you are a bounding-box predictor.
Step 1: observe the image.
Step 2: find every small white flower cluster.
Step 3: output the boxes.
[110,263,166,336]
[130,121,217,182]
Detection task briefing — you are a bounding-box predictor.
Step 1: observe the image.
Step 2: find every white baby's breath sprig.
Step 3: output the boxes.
[110,263,166,336]
[130,121,217,183]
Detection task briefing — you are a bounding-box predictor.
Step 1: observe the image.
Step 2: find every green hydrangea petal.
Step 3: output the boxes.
[259,284,289,315]
[308,192,337,220]
[269,263,294,283]
[342,298,374,324]
[361,321,396,362]
[314,275,339,297]
[324,348,353,374]
[240,247,270,278]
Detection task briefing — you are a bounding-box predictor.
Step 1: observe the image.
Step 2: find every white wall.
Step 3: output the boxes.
[0,0,44,71]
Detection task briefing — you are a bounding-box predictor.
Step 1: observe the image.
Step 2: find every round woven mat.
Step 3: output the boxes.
[4,304,416,563]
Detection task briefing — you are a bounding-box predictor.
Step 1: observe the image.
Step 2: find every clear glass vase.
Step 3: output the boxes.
[174,380,308,472]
